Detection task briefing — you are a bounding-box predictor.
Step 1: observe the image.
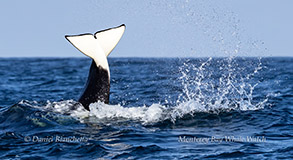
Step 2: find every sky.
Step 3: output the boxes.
[0,0,292,57]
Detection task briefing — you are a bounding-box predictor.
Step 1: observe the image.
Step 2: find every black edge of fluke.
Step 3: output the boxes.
[94,24,126,39]
[64,24,125,40]
[64,33,93,39]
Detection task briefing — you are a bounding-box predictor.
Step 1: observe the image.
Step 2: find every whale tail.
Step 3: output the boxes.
[65,24,126,69]
[65,24,126,110]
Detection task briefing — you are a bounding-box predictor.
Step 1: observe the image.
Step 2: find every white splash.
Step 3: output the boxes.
[43,100,89,120]
[89,102,166,124]
[176,57,268,113]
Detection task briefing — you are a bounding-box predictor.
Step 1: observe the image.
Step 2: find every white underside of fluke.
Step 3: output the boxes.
[65,24,126,72]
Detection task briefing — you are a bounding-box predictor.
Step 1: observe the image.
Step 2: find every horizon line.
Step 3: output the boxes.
[0,55,292,59]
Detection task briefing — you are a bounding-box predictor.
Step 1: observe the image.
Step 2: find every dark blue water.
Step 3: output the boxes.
[0,57,292,159]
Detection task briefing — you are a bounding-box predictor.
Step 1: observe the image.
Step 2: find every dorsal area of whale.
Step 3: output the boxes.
[65,24,126,110]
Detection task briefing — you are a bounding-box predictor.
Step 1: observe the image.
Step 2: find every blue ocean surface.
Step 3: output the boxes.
[0,57,292,159]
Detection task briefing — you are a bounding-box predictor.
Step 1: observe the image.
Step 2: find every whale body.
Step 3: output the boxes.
[65,24,126,110]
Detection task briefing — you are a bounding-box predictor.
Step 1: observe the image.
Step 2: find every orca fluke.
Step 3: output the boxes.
[65,24,126,110]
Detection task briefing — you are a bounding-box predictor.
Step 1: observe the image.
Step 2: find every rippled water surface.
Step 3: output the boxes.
[0,57,292,159]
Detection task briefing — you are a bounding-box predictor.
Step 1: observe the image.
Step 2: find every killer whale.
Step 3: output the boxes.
[65,24,126,110]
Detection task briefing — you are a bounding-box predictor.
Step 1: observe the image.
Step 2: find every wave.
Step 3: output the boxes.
[1,97,266,127]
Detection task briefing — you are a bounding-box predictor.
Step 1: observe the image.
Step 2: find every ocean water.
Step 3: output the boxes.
[0,57,292,159]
